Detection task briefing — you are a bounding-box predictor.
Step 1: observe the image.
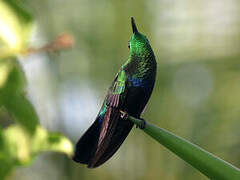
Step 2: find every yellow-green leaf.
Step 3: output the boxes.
[0,0,34,58]
[3,125,73,166]
[32,126,73,157]
[0,60,12,89]
[3,125,32,165]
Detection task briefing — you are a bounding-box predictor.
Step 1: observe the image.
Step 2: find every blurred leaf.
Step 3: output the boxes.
[0,58,37,134]
[2,124,73,166]
[0,0,33,58]
[0,158,14,180]
[0,1,74,179]
[2,94,39,135]
[3,125,32,165]
[32,127,73,157]
[0,125,3,149]
[45,132,73,156]
[0,59,12,90]
[0,58,26,95]
[0,126,14,180]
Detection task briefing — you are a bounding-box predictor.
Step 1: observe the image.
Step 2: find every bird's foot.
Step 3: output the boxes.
[136,118,146,129]
[120,110,129,120]
[119,110,146,129]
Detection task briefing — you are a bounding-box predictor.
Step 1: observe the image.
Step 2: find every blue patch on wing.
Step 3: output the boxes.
[97,115,104,124]
[128,77,154,89]
[98,105,107,124]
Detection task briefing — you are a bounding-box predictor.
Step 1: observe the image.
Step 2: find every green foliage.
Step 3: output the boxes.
[0,0,33,58]
[129,116,240,180]
[0,1,73,179]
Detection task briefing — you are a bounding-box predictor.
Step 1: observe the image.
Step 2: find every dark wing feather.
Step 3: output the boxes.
[88,108,134,168]
[74,69,130,168]
[87,70,132,168]
[92,112,133,167]
[72,117,101,164]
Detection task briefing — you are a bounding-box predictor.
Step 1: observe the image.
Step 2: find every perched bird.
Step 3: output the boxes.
[73,17,157,168]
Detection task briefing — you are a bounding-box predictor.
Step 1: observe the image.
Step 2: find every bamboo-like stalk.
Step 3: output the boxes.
[129,116,240,180]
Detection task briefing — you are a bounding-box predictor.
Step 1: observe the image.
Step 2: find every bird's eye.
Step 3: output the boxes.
[128,42,130,49]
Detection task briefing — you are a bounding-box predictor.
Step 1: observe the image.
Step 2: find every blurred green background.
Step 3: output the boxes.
[2,0,240,179]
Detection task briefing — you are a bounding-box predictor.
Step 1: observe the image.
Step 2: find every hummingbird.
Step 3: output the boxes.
[73,17,157,168]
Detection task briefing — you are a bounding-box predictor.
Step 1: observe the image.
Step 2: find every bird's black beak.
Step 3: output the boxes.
[131,17,138,34]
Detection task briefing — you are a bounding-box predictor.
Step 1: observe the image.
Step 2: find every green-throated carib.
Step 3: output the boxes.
[73,17,157,168]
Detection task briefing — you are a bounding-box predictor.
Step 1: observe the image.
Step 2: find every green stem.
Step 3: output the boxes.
[129,116,240,180]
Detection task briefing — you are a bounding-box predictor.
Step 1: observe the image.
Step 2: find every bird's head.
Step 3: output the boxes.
[128,17,152,56]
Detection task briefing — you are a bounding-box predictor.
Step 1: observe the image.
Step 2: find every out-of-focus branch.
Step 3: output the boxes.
[24,33,75,55]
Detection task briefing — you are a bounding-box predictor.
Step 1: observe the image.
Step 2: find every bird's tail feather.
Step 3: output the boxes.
[72,117,101,164]
[73,108,134,168]
[88,108,134,168]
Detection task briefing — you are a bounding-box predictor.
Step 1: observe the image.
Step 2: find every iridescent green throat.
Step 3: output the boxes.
[123,32,156,79]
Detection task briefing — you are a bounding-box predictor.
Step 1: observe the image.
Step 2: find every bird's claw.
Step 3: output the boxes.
[120,110,129,120]
[136,118,146,129]
[120,111,146,129]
